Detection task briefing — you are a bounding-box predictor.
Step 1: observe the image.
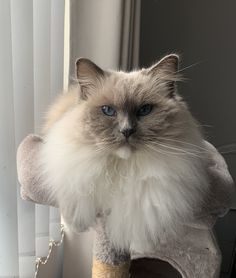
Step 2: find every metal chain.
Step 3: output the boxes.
[35,224,65,277]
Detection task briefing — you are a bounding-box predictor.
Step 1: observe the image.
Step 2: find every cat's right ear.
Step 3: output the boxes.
[75,58,105,99]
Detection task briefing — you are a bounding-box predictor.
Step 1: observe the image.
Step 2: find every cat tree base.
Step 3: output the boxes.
[93,222,222,278]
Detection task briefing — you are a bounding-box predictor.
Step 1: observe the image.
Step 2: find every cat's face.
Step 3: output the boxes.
[75,55,196,159]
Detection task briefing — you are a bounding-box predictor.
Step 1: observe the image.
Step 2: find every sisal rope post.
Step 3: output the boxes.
[92,258,130,278]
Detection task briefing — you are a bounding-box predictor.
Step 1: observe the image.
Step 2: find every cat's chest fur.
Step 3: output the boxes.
[39,125,208,250]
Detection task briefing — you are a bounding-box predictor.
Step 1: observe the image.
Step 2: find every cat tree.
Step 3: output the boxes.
[17,134,234,277]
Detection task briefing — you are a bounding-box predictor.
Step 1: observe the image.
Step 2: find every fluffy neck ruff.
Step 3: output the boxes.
[39,124,209,251]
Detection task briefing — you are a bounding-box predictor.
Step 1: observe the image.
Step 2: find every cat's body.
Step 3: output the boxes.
[39,55,209,251]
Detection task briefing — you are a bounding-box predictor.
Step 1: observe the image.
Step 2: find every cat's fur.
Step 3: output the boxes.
[39,55,209,251]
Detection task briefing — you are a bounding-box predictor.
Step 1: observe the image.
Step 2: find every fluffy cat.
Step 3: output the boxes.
[39,54,209,251]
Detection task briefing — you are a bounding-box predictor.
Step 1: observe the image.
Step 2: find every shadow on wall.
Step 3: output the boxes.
[139,0,236,148]
[139,1,236,277]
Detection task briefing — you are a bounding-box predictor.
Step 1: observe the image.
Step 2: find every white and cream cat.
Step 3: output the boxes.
[38,54,209,251]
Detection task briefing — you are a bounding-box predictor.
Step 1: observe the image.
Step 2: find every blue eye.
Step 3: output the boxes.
[137,104,153,116]
[101,105,116,116]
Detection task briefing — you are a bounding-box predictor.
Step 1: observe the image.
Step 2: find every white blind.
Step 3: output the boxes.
[0,1,19,276]
[11,0,36,276]
[0,0,66,277]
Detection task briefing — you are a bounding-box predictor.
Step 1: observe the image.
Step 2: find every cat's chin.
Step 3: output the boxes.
[114,145,132,160]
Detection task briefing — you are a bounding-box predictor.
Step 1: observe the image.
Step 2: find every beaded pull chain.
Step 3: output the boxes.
[35,224,65,277]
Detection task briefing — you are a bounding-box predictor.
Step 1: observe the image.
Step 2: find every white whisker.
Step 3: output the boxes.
[176,60,205,74]
[148,141,205,158]
[156,137,208,152]
[143,143,188,157]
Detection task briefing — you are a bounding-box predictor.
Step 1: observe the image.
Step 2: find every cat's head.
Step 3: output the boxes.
[75,54,200,159]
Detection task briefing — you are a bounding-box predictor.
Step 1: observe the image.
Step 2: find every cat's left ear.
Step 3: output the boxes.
[146,54,180,97]
[75,58,105,99]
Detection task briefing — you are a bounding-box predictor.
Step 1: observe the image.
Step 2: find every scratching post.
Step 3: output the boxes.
[92,218,130,278]
[92,258,130,278]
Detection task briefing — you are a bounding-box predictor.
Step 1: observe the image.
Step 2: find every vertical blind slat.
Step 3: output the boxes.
[49,0,65,243]
[50,207,61,241]
[51,0,65,98]
[33,0,51,131]
[35,205,50,257]
[33,0,51,258]
[63,0,70,90]
[11,0,36,276]
[0,0,19,276]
